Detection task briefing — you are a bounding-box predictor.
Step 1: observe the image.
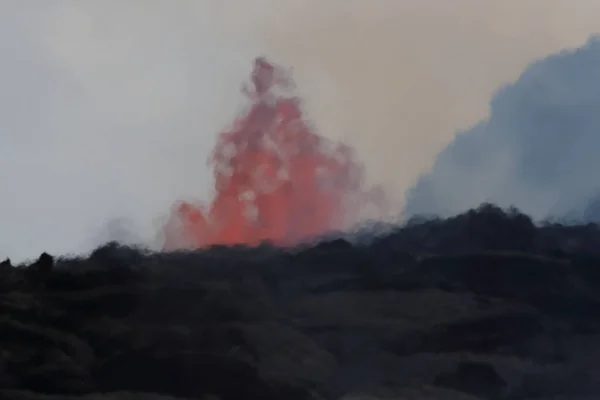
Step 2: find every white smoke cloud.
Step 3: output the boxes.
[1,1,600,261]
[0,1,258,261]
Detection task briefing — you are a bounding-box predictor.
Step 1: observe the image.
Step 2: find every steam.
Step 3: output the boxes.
[405,37,600,221]
[1,1,600,261]
[0,2,256,261]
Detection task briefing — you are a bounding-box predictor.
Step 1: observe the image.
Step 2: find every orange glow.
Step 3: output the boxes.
[163,57,387,250]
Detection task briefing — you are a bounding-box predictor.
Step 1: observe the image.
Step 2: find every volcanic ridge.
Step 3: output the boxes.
[1,204,600,399]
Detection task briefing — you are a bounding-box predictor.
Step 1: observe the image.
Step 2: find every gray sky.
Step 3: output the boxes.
[1,1,600,262]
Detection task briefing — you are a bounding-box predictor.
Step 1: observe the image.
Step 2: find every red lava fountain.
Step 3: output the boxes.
[163,57,388,250]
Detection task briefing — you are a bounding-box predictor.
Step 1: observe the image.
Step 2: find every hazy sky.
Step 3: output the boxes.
[1,1,600,262]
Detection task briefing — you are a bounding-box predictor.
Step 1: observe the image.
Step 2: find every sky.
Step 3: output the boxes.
[1,1,600,262]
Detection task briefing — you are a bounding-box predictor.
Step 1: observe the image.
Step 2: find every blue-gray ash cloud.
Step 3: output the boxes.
[404,37,600,223]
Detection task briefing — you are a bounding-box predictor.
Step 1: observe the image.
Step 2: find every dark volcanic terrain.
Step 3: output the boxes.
[1,204,600,400]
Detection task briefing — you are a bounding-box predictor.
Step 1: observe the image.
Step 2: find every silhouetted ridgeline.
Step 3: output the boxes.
[1,204,600,399]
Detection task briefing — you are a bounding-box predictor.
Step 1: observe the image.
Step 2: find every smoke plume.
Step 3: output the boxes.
[405,37,600,221]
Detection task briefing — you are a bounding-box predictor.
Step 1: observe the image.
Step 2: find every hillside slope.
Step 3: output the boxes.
[1,205,600,399]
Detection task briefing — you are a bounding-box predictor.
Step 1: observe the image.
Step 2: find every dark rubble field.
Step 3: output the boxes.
[1,205,600,400]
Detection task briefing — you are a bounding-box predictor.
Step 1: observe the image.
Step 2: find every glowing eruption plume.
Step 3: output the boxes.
[163,57,388,250]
